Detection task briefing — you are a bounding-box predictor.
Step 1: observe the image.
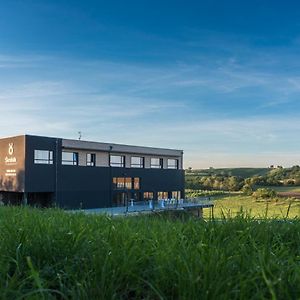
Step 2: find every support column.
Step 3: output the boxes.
[23,193,28,205]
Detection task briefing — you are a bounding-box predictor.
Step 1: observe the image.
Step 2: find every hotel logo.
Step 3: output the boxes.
[8,143,14,155]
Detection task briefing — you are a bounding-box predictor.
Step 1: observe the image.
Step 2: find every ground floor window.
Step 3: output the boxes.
[171,191,181,199]
[144,192,154,200]
[112,192,128,206]
[131,192,141,202]
[157,191,168,200]
[112,177,140,190]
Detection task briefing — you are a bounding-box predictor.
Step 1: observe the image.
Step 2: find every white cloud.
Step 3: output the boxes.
[0,50,300,168]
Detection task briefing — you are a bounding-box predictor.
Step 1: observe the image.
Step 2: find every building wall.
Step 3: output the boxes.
[20,135,185,209]
[62,150,183,170]
[0,136,25,192]
[25,135,58,193]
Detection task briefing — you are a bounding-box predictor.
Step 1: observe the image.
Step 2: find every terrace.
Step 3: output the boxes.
[80,197,214,217]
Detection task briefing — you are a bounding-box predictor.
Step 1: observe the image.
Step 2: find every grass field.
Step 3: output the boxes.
[186,168,270,178]
[206,195,300,219]
[0,206,300,299]
[260,186,300,193]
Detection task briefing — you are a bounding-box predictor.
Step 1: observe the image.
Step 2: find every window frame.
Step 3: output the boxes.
[167,159,178,169]
[150,157,163,169]
[86,153,96,167]
[62,151,79,166]
[130,156,144,168]
[110,155,125,167]
[34,150,53,165]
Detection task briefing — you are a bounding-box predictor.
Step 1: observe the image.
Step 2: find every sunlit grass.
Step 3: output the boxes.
[0,206,299,299]
[206,195,300,219]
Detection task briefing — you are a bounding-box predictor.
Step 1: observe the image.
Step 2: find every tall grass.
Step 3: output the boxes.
[0,206,299,299]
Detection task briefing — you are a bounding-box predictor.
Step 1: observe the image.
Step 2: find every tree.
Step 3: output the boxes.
[252,188,277,200]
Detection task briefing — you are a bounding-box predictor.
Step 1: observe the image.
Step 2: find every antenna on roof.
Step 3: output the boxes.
[78,131,82,140]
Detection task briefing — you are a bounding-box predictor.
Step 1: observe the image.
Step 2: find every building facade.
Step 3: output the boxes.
[0,135,185,209]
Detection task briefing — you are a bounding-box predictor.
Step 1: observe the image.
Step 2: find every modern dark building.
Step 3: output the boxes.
[0,135,184,209]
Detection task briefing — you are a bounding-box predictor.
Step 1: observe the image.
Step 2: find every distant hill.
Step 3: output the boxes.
[186,168,270,178]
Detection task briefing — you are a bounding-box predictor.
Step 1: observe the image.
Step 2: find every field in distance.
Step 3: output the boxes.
[186,167,270,178]
[206,195,300,219]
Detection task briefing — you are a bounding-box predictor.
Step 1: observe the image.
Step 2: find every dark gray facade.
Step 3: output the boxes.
[0,135,185,209]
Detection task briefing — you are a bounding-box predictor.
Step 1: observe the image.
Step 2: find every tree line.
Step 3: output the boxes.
[185,165,300,192]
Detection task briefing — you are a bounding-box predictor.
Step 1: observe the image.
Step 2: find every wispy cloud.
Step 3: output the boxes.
[0,45,300,168]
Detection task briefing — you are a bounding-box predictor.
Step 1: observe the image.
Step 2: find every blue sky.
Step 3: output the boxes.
[1,0,300,168]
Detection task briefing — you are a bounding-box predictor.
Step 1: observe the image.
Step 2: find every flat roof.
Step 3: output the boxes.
[0,134,183,157]
[62,138,183,157]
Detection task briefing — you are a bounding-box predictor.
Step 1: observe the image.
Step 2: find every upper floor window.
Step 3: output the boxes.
[34,150,53,164]
[62,151,78,165]
[168,159,178,169]
[131,156,144,168]
[86,153,96,166]
[150,158,163,169]
[110,155,125,167]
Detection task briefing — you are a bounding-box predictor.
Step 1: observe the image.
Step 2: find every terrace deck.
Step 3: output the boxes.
[77,198,214,216]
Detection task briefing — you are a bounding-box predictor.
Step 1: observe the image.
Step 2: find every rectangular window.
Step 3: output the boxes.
[131,156,144,168]
[86,153,96,166]
[157,191,168,200]
[110,155,125,167]
[133,178,140,189]
[112,177,140,190]
[62,151,78,165]
[144,192,154,200]
[150,158,163,169]
[116,177,125,189]
[34,150,53,164]
[168,159,178,169]
[171,191,181,199]
[112,177,132,189]
[125,177,132,189]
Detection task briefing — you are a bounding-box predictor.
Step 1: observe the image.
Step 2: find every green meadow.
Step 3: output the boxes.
[0,206,300,299]
[207,195,300,219]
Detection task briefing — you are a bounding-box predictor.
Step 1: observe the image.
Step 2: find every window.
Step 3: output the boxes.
[144,192,154,200]
[110,155,125,167]
[113,177,130,189]
[157,192,168,200]
[86,153,96,166]
[171,191,181,199]
[112,177,140,190]
[168,159,178,169]
[34,150,53,164]
[133,178,140,189]
[125,178,132,189]
[131,156,144,168]
[62,151,78,165]
[150,158,163,169]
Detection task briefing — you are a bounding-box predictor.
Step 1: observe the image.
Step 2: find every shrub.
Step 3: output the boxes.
[252,188,277,200]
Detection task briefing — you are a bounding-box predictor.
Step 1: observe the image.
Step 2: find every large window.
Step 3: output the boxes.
[171,191,181,199]
[86,153,96,166]
[62,151,78,165]
[110,155,125,167]
[133,178,140,189]
[131,156,144,168]
[144,192,154,200]
[157,191,168,200]
[112,177,140,190]
[168,159,178,169]
[34,150,53,164]
[150,158,163,169]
